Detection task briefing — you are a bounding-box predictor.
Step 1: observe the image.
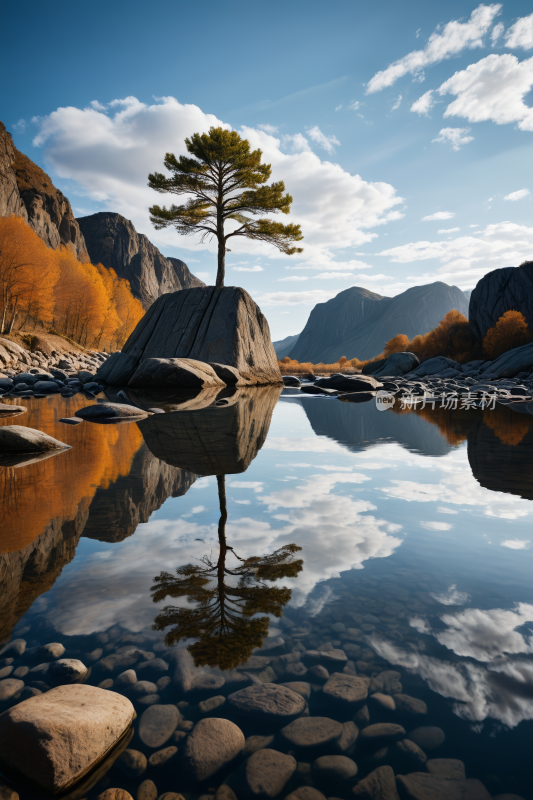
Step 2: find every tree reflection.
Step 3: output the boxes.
[151,475,303,670]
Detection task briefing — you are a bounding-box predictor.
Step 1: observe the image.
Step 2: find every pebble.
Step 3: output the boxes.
[116,670,138,687]
[236,749,297,799]
[137,658,169,676]
[359,723,406,745]
[116,749,148,777]
[322,673,368,707]
[137,693,160,706]
[136,779,158,800]
[394,739,427,767]
[148,746,178,767]
[157,676,172,691]
[34,643,65,661]
[0,679,24,701]
[426,758,465,779]
[159,794,185,800]
[392,694,427,715]
[285,789,327,800]
[313,755,358,781]
[12,667,29,679]
[0,640,26,658]
[0,667,13,680]
[227,683,306,721]
[302,650,348,666]
[396,773,491,800]
[98,679,114,689]
[408,726,445,750]
[199,695,226,713]
[352,765,398,798]
[281,682,311,700]
[370,692,396,711]
[242,735,275,757]
[139,704,181,748]
[280,717,343,749]
[182,718,245,781]
[308,665,329,683]
[47,659,88,686]
[130,680,158,696]
[335,721,359,753]
[97,791,134,800]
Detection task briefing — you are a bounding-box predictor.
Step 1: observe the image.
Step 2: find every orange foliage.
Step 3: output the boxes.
[389,402,477,446]
[482,310,531,360]
[383,334,411,358]
[278,357,362,375]
[483,404,532,446]
[0,216,144,349]
[0,396,144,553]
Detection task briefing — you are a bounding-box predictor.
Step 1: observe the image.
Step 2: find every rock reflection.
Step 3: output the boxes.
[151,475,302,669]
[139,385,281,475]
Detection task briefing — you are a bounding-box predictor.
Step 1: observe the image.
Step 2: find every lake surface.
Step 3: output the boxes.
[1,388,533,799]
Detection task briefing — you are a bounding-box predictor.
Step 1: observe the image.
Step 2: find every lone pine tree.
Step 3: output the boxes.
[148,127,304,289]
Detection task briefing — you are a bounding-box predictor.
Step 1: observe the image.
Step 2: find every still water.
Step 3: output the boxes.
[1,387,533,798]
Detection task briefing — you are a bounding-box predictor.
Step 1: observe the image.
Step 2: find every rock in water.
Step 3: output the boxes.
[181,718,245,781]
[227,683,305,722]
[469,261,533,341]
[139,705,181,748]
[0,426,70,454]
[74,403,149,421]
[396,773,492,799]
[96,287,282,386]
[231,749,297,800]
[129,358,225,390]
[0,403,26,417]
[352,765,400,799]
[314,375,382,393]
[0,684,135,794]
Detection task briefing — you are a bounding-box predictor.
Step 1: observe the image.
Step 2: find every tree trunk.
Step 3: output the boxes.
[216,475,228,630]
[216,239,225,290]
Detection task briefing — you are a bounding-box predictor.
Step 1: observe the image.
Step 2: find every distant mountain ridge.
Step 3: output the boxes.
[77,212,205,309]
[289,282,469,362]
[273,334,300,359]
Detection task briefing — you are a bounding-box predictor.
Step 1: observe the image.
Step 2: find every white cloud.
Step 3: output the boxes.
[335,104,342,111]
[432,127,474,151]
[264,436,348,453]
[282,133,312,153]
[430,584,470,605]
[422,211,456,221]
[367,4,501,93]
[232,265,264,272]
[348,101,361,110]
[32,96,403,266]
[378,220,533,284]
[420,521,453,530]
[501,539,530,549]
[255,289,342,306]
[438,227,460,233]
[505,13,533,49]
[257,123,278,133]
[227,481,264,493]
[195,271,211,280]
[438,53,533,132]
[306,126,340,154]
[288,258,374,271]
[491,21,505,44]
[437,506,459,513]
[278,276,309,282]
[313,271,357,280]
[13,119,26,133]
[504,188,530,201]
[470,223,480,226]
[392,95,403,111]
[411,90,435,116]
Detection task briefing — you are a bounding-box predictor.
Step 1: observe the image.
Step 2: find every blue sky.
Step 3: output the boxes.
[3,0,533,339]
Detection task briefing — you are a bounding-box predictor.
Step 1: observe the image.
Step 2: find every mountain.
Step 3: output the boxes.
[289,282,469,363]
[0,121,89,261]
[273,334,300,359]
[77,212,205,309]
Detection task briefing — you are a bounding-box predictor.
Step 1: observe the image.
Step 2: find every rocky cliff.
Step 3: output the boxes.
[0,121,89,261]
[77,212,205,309]
[289,282,469,362]
[469,261,533,342]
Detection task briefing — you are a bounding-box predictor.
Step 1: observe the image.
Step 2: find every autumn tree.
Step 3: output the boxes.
[383,334,410,358]
[0,216,58,333]
[151,475,303,670]
[482,310,531,360]
[148,127,304,289]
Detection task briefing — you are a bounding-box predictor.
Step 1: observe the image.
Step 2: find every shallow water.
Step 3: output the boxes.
[1,388,533,798]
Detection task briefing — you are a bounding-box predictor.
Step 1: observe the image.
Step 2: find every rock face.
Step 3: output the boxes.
[77,212,204,309]
[97,287,282,386]
[0,122,89,261]
[289,282,469,363]
[0,684,135,794]
[479,341,533,378]
[469,261,533,341]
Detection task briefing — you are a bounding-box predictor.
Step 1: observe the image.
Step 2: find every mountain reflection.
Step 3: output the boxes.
[151,475,303,670]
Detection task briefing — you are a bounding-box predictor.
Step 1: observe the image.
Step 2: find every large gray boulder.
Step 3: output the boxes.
[479,341,533,378]
[409,356,460,377]
[128,358,225,390]
[469,261,533,341]
[96,287,282,386]
[370,352,419,377]
[0,684,135,794]
[0,426,70,454]
[314,375,382,392]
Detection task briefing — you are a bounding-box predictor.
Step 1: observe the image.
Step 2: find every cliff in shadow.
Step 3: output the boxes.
[82,443,196,543]
[77,212,205,309]
[289,282,469,363]
[294,396,454,457]
[0,121,89,261]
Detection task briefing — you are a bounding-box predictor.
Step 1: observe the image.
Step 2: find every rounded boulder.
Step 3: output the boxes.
[181,718,245,781]
[227,683,305,722]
